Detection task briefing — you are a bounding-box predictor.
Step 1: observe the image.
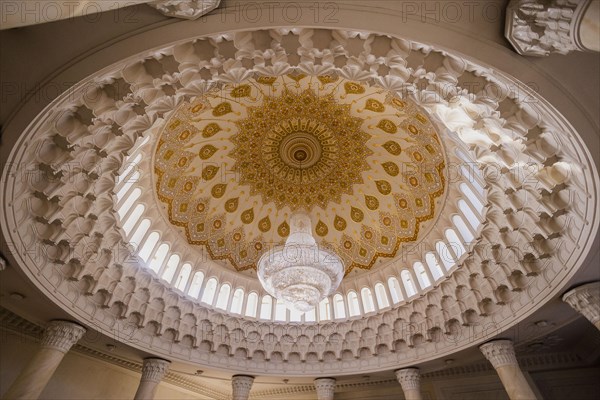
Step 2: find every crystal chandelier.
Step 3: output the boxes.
[257,212,344,313]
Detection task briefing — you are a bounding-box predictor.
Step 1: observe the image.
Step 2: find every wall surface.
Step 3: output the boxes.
[0,330,209,399]
[1,327,599,400]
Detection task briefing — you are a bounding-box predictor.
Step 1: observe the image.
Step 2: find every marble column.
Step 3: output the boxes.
[232,375,255,400]
[562,281,600,330]
[133,358,171,400]
[3,320,86,400]
[395,368,422,400]
[314,378,336,400]
[480,340,537,400]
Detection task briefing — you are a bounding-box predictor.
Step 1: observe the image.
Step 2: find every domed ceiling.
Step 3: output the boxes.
[154,75,446,272]
[1,26,597,376]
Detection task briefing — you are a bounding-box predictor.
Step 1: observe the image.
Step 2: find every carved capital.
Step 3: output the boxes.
[563,281,600,329]
[505,0,592,56]
[140,358,170,383]
[395,368,421,391]
[232,375,254,400]
[480,339,518,369]
[147,0,221,20]
[40,320,86,353]
[314,378,336,400]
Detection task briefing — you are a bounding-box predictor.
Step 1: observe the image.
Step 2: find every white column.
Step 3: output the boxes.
[3,320,86,399]
[480,340,538,400]
[395,368,422,400]
[562,281,600,330]
[232,375,255,400]
[314,377,336,400]
[133,358,171,400]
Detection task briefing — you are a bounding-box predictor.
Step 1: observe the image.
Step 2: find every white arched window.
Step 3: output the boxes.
[138,232,160,264]
[413,262,431,289]
[333,293,346,319]
[361,287,375,313]
[275,299,287,321]
[453,214,475,243]
[215,283,231,310]
[305,308,316,322]
[161,254,180,283]
[459,199,480,230]
[319,298,331,321]
[122,204,144,236]
[388,277,403,304]
[129,218,150,250]
[201,278,218,305]
[245,292,258,318]
[149,243,169,273]
[116,153,143,188]
[425,252,444,281]
[374,283,390,309]
[401,270,417,297]
[259,295,273,320]
[436,241,455,270]
[460,182,485,215]
[347,291,360,317]
[460,163,485,196]
[230,288,244,314]
[116,171,140,201]
[290,307,302,322]
[188,271,204,298]
[174,263,191,291]
[446,229,466,260]
[117,187,141,220]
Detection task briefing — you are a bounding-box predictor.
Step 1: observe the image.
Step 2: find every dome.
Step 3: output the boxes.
[0,17,598,388]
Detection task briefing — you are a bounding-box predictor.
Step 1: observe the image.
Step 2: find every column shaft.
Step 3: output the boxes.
[314,377,336,400]
[3,321,86,400]
[134,358,171,400]
[232,375,255,400]
[480,340,537,400]
[494,364,537,400]
[395,368,422,400]
[563,282,600,330]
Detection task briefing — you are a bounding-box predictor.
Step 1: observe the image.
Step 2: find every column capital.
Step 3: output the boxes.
[140,358,171,383]
[563,281,600,328]
[314,377,336,400]
[40,320,86,353]
[505,0,593,56]
[232,375,255,400]
[479,339,518,369]
[147,0,221,20]
[395,368,420,391]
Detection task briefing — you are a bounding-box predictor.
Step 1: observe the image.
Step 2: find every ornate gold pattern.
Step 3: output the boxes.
[154,75,446,272]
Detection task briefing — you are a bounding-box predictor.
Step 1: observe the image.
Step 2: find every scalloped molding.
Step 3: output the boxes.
[0,27,598,376]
